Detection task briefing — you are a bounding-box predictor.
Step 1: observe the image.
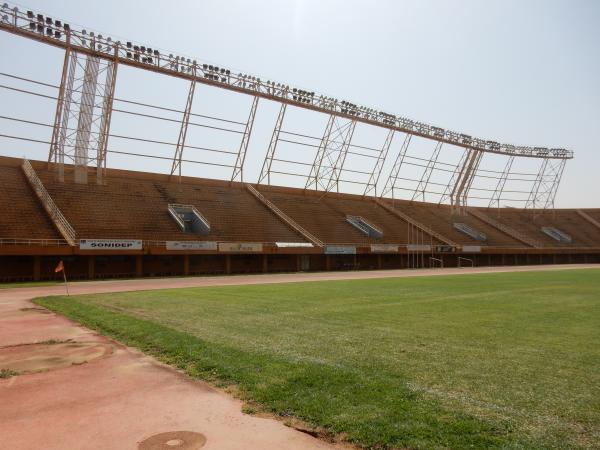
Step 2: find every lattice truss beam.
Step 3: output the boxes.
[47,42,259,185]
[259,107,396,196]
[380,135,566,209]
[48,40,118,184]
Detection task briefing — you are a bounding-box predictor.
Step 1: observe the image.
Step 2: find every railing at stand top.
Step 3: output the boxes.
[0,238,597,251]
[0,238,71,246]
[0,6,573,160]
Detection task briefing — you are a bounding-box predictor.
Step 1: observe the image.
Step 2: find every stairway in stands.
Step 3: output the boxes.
[577,209,600,230]
[247,185,323,247]
[373,198,457,246]
[21,159,77,246]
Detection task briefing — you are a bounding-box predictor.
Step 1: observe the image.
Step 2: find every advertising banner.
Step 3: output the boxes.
[218,242,263,252]
[79,239,142,250]
[325,246,356,255]
[166,241,218,251]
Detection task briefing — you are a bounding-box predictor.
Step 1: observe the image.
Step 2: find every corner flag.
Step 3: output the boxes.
[55,260,69,296]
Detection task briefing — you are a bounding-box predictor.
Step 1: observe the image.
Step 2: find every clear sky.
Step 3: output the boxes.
[0,0,598,207]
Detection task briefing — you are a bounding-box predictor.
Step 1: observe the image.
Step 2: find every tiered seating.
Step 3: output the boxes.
[258,188,377,244]
[490,209,600,247]
[0,165,60,240]
[582,209,600,226]
[322,195,441,244]
[382,200,522,247]
[35,165,303,243]
[0,156,598,249]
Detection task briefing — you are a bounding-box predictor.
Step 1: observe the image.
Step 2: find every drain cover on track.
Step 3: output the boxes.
[138,431,207,450]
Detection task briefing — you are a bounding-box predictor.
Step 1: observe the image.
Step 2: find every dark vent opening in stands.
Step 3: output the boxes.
[453,222,487,241]
[346,215,384,239]
[541,226,572,243]
[168,204,211,234]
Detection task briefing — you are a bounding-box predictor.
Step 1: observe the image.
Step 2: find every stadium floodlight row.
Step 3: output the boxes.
[0,3,575,210]
[0,4,573,160]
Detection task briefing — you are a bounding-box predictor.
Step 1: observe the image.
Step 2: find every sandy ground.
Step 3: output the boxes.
[0,264,598,450]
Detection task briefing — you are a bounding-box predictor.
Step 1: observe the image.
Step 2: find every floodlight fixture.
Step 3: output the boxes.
[26,10,33,18]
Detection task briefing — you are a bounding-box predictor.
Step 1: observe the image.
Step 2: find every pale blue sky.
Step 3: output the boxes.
[0,0,598,207]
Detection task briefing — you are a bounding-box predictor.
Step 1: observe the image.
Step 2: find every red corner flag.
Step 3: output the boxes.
[54,260,69,296]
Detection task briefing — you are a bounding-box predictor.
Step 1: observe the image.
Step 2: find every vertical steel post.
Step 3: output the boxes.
[363,129,394,197]
[258,103,286,185]
[380,133,412,198]
[170,66,197,183]
[411,141,443,202]
[96,44,119,185]
[231,96,259,182]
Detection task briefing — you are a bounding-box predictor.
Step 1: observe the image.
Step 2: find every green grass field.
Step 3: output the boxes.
[36,269,600,449]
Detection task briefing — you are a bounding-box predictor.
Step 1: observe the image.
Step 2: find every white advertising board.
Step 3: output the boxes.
[218,242,263,252]
[406,244,431,252]
[462,245,482,253]
[325,246,356,255]
[79,239,142,250]
[370,244,399,253]
[166,241,218,251]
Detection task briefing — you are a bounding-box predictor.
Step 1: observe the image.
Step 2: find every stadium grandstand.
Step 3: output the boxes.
[0,4,599,281]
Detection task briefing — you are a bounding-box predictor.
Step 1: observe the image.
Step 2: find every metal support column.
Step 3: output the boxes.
[363,129,394,197]
[449,148,483,210]
[526,158,566,209]
[380,133,412,198]
[170,66,197,183]
[324,119,356,193]
[411,141,443,202]
[258,103,286,185]
[96,44,119,185]
[306,115,335,190]
[231,96,259,182]
[48,32,71,169]
[73,54,100,184]
[488,155,515,208]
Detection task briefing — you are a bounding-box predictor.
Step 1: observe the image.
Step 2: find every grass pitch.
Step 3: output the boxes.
[36,269,600,449]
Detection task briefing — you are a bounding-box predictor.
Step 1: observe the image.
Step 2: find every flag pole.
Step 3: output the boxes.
[62,265,69,296]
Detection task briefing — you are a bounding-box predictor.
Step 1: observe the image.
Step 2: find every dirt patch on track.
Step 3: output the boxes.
[0,341,113,374]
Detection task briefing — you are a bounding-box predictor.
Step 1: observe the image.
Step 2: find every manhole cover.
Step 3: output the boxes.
[138,431,207,450]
